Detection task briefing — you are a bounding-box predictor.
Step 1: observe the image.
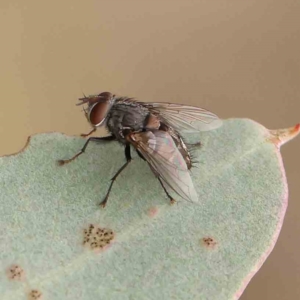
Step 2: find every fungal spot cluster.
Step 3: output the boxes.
[28,289,42,300]
[5,264,43,299]
[83,224,114,250]
[6,264,25,281]
[202,237,217,249]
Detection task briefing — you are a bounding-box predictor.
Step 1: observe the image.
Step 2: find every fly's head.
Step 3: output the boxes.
[77,92,116,127]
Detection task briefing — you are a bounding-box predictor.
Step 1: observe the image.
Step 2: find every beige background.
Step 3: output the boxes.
[0,1,299,299]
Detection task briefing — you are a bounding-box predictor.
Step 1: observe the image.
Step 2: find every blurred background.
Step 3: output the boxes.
[0,0,299,298]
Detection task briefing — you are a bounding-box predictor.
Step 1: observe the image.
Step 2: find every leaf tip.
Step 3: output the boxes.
[268,123,300,147]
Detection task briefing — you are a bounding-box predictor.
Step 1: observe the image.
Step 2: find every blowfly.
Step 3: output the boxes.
[58,92,222,207]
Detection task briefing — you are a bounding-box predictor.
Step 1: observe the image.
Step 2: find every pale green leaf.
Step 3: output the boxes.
[0,119,299,300]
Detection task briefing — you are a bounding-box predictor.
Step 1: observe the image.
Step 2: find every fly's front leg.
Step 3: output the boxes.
[100,144,132,208]
[80,128,96,137]
[57,135,115,166]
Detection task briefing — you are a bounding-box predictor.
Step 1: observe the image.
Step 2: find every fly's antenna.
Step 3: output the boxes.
[76,91,88,106]
[76,94,108,106]
[77,97,90,106]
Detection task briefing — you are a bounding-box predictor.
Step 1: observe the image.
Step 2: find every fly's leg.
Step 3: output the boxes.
[157,177,176,205]
[100,144,132,208]
[136,149,146,161]
[136,149,175,204]
[57,136,115,166]
[80,128,96,137]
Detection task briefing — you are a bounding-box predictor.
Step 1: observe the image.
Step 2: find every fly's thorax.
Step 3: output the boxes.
[106,100,150,143]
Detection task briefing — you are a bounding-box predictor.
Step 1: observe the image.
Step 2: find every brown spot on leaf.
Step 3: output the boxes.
[148,207,159,217]
[6,264,25,281]
[28,289,42,300]
[83,224,115,251]
[201,237,217,249]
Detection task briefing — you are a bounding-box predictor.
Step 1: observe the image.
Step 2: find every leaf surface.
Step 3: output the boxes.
[0,119,299,300]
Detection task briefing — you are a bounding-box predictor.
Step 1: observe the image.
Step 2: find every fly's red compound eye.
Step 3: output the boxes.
[89,101,110,126]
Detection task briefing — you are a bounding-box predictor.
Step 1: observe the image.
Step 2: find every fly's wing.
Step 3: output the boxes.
[130,130,198,203]
[141,102,222,133]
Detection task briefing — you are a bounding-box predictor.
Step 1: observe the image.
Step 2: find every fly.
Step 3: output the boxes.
[58,92,222,207]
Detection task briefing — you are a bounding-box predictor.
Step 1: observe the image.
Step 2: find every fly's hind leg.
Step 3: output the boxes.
[100,144,132,208]
[136,149,146,161]
[138,149,175,205]
[58,135,115,166]
[157,177,176,205]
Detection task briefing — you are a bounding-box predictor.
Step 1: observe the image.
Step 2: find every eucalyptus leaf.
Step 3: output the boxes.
[0,119,299,300]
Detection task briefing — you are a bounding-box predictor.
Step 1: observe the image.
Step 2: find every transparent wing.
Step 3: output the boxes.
[141,102,223,132]
[130,130,198,203]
